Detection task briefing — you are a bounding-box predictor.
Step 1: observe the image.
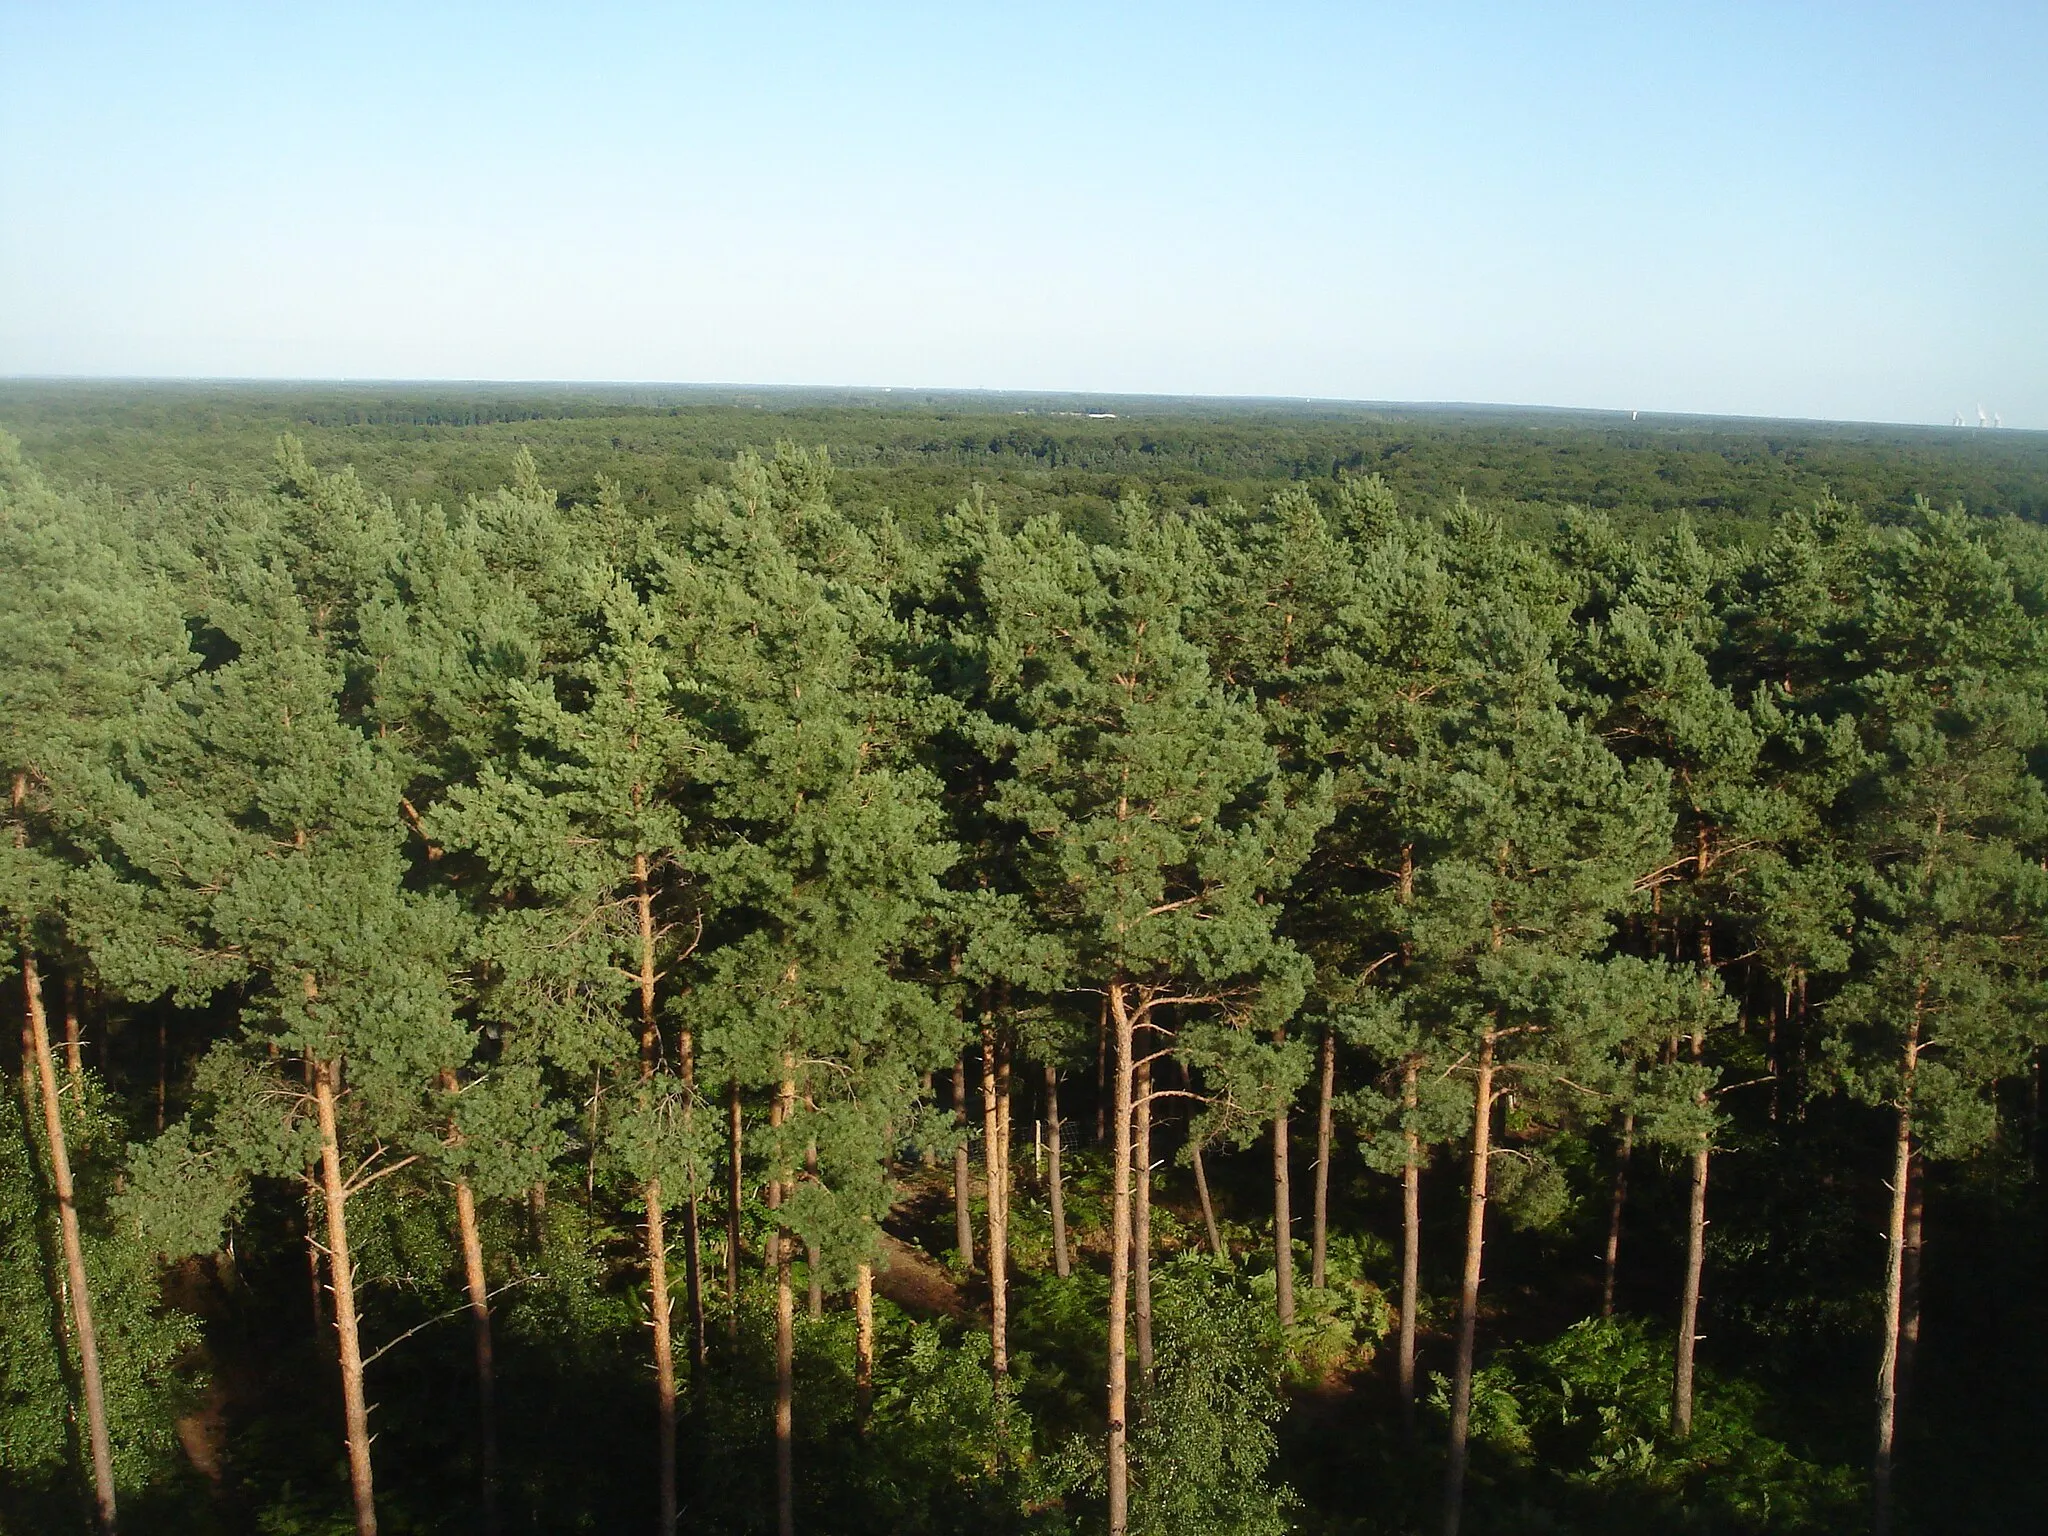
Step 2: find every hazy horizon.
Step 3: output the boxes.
[6,376,2040,438]
[5,3,2044,428]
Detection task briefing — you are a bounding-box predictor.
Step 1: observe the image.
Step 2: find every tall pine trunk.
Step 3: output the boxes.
[1769,980,1788,1124]
[1673,899,1714,1436]
[805,1139,824,1321]
[951,1059,975,1269]
[61,971,82,1078]
[1271,1029,1295,1329]
[680,1032,705,1371]
[1134,1053,1153,1382]
[647,1186,675,1536]
[980,1021,1010,1377]
[1601,1113,1633,1318]
[1105,981,1136,1536]
[1045,1064,1072,1278]
[1311,1024,1335,1291]
[307,1193,329,1335]
[1396,847,1420,1423]
[634,853,676,1536]
[24,950,118,1534]
[313,1059,378,1536]
[1441,1034,1495,1536]
[1399,1061,1421,1425]
[774,1223,795,1536]
[452,1177,501,1536]
[726,1080,743,1338]
[1671,1145,1710,1435]
[1192,1135,1223,1259]
[439,1069,501,1536]
[1896,1150,1925,1420]
[1095,994,1109,1146]
[304,1058,330,1342]
[1873,1001,1922,1536]
[854,1261,875,1428]
[774,1065,796,1536]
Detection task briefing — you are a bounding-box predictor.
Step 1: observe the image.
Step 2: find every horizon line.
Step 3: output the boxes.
[0,374,2039,439]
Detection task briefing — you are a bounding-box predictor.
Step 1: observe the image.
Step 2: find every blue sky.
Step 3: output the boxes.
[3,1,2042,425]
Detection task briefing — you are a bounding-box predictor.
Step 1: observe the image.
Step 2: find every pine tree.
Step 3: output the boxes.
[69,512,472,1536]
[0,433,199,1533]
[672,450,955,1533]
[1799,504,2048,1536]
[422,531,714,1536]
[1555,508,1802,1431]
[973,501,1326,1534]
[1388,518,1672,1536]
[1186,485,1361,1321]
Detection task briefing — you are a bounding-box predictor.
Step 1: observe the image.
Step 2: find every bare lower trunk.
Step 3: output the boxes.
[632,851,677,1535]
[1672,1145,1710,1435]
[305,1057,329,1341]
[680,1032,705,1371]
[25,951,118,1534]
[17,1009,87,1500]
[61,972,82,1078]
[775,1064,796,1536]
[1400,1061,1420,1425]
[726,1080,743,1337]
[1311,1024,1335,1291]
[1106,982,1136,1536]
[1769,981,1787,1124]
[1096,994,1109,1146]
[314,1060,378,1536]
[920,1073,937,1167]
[1193,1137,1223,1259]
[1134,1054,1154,1383]
[1674,899,1714,1436]
[683,1191,706,1372]
[453,1178,501,1536]
[308,1198,329,1334]
[774,1226,794,1536]
[1795,972,1810,1120]
[805,1141,824,1321]
[854,1262,875,1428]
[1873,1013,1920,1536]
[980,1022,1010,1377]
[586,1068,603,1238]
[648,1182,676,1536]
[1896,1151,1925,1421]
[1045,1065,1072,1278]
[1441,1036,1495,1536]
[764,1087,784,1279]
[1602,1113,1634,1319]
[1272,1080,1295,1330]
[951,1060,975,1269]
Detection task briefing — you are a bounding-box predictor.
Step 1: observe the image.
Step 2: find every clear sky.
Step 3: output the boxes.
[3,1,2043,426]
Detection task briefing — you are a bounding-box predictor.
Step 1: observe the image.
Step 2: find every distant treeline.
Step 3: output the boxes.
[6,383,2046,547]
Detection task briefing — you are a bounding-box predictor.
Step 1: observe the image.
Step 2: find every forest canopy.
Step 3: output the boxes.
[3,387,2046,1536]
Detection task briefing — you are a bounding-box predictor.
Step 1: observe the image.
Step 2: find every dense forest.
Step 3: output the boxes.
[3,387,2047,1536]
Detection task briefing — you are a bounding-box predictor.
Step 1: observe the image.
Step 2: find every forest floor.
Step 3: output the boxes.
[873,1229,967,1318]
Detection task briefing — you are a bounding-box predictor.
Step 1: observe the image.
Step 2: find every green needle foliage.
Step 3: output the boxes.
[2,406,2046,1536]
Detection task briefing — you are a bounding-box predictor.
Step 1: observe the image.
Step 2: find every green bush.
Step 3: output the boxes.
[1430,1316,1860,1533]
